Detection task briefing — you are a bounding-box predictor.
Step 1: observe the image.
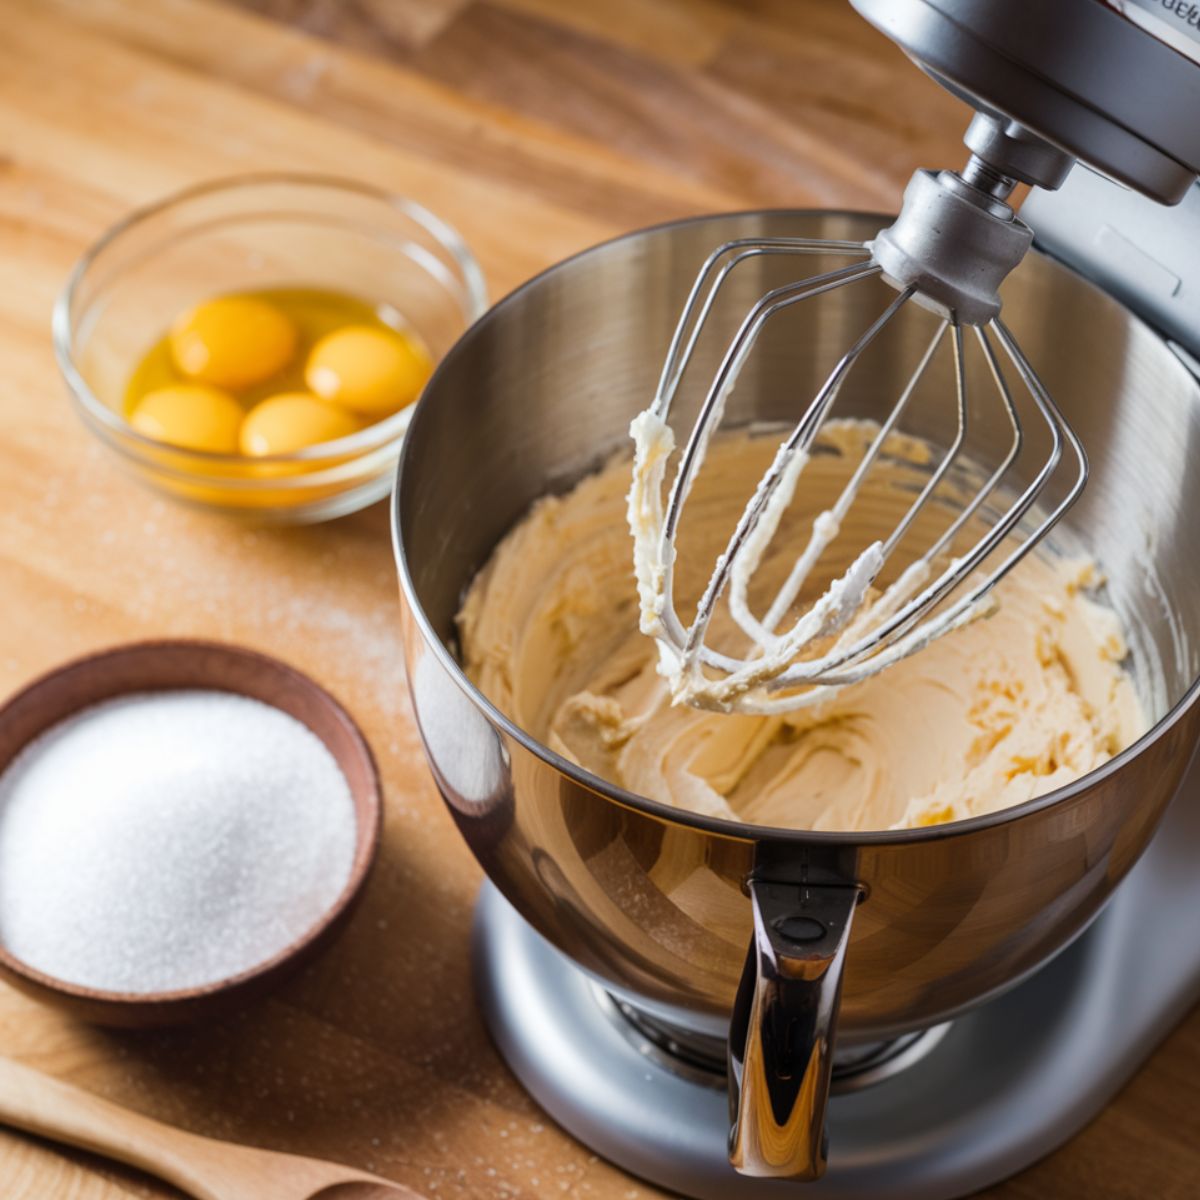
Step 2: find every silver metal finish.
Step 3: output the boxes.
[727,881,860,1178]
[1109,0,1200,65]
[597,990,727,1085]
[472,752,1200,1198]
[1025,176,1200,360]
[961,113,1073,192]
[870,168,1031,322]
[850,0,1200,204]
[828,1024,951,1093]
[642,212,1087,712]
[402,0,1200,1174]
[395,211,1200,1192]
[597,989,950,1093]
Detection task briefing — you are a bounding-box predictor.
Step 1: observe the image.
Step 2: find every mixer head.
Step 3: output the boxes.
[629,0,1200,715]
[851,0,1200,206]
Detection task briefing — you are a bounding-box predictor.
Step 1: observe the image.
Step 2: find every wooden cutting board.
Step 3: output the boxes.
[0,1,1195,1196]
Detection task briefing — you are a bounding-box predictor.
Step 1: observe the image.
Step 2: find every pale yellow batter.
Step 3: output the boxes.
[458,428,1147,831]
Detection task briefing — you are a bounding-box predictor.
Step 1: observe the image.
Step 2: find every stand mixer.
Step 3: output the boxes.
[393,2,1200,1196]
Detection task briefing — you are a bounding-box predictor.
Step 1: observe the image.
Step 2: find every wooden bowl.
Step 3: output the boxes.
[0,640,382,1028]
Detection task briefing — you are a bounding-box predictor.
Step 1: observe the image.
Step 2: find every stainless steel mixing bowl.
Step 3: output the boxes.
[393,212,1200,1180]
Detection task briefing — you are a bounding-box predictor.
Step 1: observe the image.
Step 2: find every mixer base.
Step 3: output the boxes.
[472,772,1200,1199]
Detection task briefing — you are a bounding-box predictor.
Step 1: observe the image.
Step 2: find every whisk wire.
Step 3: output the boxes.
[653,240,872,418]
[733,310,950,645]
[631,221,1090,713]
[652,258,883,655]
[877,323,967,562]
[903,325,1023,567]
[780,321,1079,690]
[676,284,913,676]
[661,262,882,543]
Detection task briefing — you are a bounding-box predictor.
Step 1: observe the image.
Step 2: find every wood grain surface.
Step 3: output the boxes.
[0,0,1196,1197]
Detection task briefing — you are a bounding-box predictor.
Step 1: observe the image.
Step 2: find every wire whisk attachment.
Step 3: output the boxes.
[628,202,1087,714]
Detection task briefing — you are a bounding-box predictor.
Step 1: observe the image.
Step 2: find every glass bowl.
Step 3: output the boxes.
[53,174,487,523]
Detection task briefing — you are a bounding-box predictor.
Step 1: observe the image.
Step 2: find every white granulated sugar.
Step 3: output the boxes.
[0,690,357,994]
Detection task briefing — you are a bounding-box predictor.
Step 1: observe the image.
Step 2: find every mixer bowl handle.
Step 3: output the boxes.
[728,878,861,1180]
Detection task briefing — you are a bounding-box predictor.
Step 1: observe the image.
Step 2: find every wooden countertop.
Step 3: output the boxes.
[0,0,1195,1196]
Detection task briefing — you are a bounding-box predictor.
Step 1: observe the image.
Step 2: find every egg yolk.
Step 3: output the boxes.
[240,392,360,456]
[130,385,244,454]
[170,296,298,390]
[305,325,432,418]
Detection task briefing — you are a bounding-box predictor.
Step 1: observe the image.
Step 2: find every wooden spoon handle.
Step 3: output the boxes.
[0,1055,247,1199]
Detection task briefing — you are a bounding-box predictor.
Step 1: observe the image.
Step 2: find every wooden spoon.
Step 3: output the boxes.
[0,1056,423,1200]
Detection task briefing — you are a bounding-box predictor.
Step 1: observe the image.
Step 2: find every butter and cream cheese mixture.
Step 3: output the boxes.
[457,426,1147,832]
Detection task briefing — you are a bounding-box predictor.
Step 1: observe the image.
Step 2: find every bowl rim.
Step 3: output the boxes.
[0,638,383,1008]
[392,206,1200,848]
[52,171,489,471]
